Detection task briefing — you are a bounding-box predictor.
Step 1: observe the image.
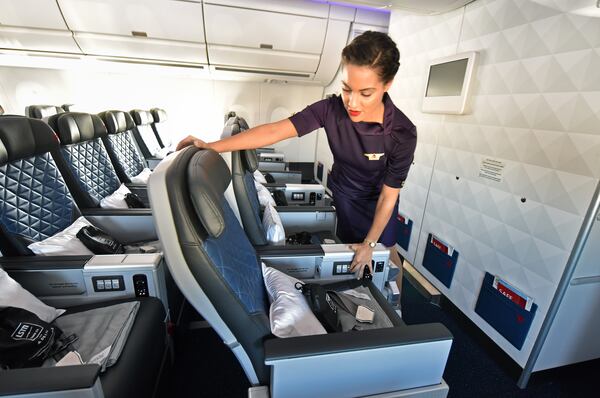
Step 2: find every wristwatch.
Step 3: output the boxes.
[364,239,377,248]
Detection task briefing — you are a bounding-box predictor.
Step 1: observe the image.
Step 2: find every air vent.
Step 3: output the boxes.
[260,43,273,49]
[214,67,310,78]
[131,31,148,38]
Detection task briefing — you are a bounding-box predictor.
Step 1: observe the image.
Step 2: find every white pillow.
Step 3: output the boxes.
[253,170,267,184]
[262,202,285,245]
[28,216,95,256]
[100,183,131,209]
[254,180,276,207]
[261,263,326,338]
[0,268,65,322]
[129,168,152,184]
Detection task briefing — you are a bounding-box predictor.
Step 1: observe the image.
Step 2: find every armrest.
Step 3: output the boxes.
[265,323,452,361]
[0,364,101,396]
[81,209,157,244]
[276,206,335,213]
[255,245,325,257]
[264,323,453,397]
[0,256,90,271]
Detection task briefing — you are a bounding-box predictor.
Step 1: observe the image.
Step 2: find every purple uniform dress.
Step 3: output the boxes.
[289,93,417,247]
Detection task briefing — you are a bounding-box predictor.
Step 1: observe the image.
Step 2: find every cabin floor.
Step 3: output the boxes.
[160,278,597,397]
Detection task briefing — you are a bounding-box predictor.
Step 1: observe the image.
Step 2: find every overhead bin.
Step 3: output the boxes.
[57,0,208,64]
[204,3,327,73]
[0,0,81,53]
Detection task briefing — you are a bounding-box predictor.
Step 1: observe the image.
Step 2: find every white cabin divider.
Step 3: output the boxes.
[382,0,600,385]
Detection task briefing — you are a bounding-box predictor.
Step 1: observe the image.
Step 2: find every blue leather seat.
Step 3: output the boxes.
[0,115,80,255]
[148,147,453,397]
[97,110,148,184]
[130,109,165,160]
[46,112,128,209]
[227,116,338,246]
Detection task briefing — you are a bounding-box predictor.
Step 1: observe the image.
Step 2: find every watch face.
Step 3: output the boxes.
[369,241,376,248]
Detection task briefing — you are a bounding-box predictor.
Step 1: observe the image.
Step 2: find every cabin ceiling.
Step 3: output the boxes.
[315,0,475,14]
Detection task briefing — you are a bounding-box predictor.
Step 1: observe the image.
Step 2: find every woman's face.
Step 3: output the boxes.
[341,63,392,122]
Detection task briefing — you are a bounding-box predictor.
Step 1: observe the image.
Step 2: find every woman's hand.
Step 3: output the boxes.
[175,135,210,151]
[349,242,374,278]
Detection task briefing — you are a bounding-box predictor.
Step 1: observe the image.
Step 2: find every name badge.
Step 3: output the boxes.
[364,153,385,161]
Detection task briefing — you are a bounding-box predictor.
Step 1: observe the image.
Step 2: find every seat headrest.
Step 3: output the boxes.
[0,115,59,165]
[47,112,107,145]
[150,108,167,123]
[186,149,232,238]
[225,116,258,172]
[130,109,153,126]
[25,105,65,120]
[98,110,135,134]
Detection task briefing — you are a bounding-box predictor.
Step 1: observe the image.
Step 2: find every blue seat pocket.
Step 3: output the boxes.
[421,233,458,288]
[474,272,537,350]
[396,216,412,251]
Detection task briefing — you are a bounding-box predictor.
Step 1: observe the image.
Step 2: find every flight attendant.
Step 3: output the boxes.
[177,31,417,300]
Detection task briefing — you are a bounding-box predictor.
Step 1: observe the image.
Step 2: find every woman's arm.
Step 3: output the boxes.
[350,184,401,277]
[176,119,298,152]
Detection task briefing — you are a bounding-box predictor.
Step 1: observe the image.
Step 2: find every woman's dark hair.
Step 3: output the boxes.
[341,31,400,84]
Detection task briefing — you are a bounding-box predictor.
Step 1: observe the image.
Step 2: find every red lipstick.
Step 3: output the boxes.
[348,110,361,117]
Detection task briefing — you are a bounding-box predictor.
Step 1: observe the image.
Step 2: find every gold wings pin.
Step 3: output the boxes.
[364,153,385,161]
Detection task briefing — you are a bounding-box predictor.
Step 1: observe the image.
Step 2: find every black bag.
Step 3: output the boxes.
[296,283,341,333]
[286,231,312,245]
[264,173,275,183]
[0,307,75,369]
[76,225,125,254]
[272,190,288,206]
[124,193,145,208]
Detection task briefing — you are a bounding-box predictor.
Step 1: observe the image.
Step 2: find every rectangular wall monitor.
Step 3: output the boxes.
[422,51,478,115]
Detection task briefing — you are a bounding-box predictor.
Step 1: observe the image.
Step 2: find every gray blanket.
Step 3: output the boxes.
[46,301,140,372]
[332,286,394,332]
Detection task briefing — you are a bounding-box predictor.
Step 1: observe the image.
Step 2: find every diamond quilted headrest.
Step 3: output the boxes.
[187,148,232,238]
[47,112,107,145]
[150,108,167,123]
[25,105,65,120]
[98,110,135,135]
[130,109,153,126]
[0,115,59,165]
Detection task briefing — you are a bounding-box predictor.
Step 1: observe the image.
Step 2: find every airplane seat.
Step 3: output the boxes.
[149,108,170,148]
[0,115,80,256]
[147,147,453,397]
[130,109,170,167]
[97,110,149,185]
[0,284,168,398]
[25,105,65,120]
[0,114,158,251]
[45,112,145,209]
[227,117,338,246]
[0,114,180,325]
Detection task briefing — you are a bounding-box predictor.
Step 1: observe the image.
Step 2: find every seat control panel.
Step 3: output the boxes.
[92,275,125,292]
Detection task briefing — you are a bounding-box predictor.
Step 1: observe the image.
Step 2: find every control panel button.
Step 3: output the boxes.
[96,280,105,290]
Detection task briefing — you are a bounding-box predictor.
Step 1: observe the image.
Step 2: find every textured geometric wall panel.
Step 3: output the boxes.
[389,0,600,367]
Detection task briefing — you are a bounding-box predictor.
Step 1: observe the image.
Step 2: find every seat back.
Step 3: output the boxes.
[226,117,267,246]
[98,110,146,183]
[25,105,65,120]
[0,115,77,255]
[47,112,122,208]
[130,109,163,158]
[148,147,270,384]
[149,108,169,148]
